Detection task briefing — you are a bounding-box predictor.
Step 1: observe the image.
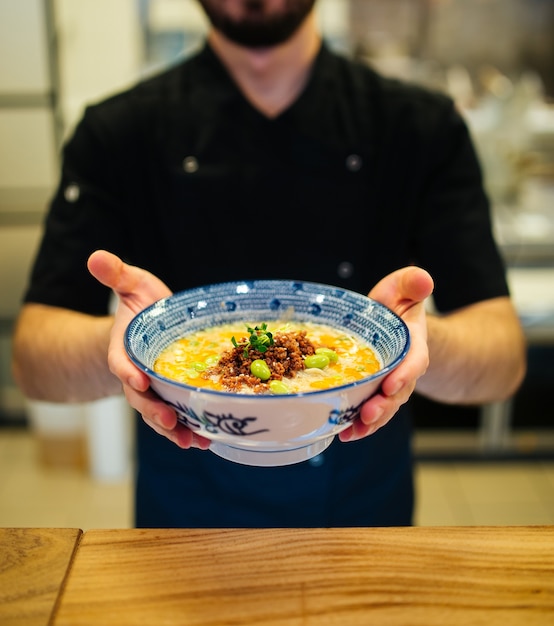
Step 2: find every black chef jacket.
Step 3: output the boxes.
[24,42,509,527]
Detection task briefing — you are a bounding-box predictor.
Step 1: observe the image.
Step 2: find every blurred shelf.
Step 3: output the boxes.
[414,428,554,462]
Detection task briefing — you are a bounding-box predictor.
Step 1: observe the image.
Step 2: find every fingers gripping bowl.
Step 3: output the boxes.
[124,280,410,467]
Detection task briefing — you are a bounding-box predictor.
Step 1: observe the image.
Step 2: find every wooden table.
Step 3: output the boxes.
[49,526,554,626]
[0,527,82,626]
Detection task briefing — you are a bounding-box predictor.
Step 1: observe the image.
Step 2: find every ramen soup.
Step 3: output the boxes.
[153,321,381,395]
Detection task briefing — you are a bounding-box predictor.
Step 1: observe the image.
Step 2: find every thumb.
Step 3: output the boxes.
[87,250,172,303]
[369,266,434,316]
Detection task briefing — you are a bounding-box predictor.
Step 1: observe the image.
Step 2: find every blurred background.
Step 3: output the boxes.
[0,0,553,529]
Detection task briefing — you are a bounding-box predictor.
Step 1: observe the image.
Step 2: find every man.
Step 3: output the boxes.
[12,0,525,527]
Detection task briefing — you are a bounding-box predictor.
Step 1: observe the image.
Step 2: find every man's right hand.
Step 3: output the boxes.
[87,250,212,450]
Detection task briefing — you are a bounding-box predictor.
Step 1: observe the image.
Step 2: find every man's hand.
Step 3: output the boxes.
[338,266,434,442]
[87,250,211,450]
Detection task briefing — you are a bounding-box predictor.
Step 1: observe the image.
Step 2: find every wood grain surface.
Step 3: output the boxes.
[53,526,554,626]
[0,527,82,626]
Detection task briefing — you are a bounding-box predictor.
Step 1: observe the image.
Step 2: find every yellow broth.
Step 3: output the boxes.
[153,321,381,394]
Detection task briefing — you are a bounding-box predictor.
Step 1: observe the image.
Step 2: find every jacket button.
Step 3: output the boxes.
[346,154,362,171]
[183,156,199,173]
[337,261,354,279]
[64,183,80,202]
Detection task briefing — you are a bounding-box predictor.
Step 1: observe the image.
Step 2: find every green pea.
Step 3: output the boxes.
[269,380,290,395]
[191,361,207,372]
[304,354,330,369]
[251,359,271,381]
[315,347,338,363]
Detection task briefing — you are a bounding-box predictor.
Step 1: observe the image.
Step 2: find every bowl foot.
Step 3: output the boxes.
[209,436,334,467]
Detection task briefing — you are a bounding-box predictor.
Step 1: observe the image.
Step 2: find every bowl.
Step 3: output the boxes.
[124,279,410,467]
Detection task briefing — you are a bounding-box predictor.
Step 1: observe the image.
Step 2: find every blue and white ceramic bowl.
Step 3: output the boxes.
[125,280,410,467]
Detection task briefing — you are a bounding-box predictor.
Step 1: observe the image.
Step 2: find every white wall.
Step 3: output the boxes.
[54,0,143,137]
[0,1,142,438]
[0,0,50,93]
[0,0,57,323]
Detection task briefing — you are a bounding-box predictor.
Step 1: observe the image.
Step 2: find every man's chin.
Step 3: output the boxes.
[198,0,316,48]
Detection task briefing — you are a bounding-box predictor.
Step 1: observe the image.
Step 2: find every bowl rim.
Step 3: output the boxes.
[124,279,411,399]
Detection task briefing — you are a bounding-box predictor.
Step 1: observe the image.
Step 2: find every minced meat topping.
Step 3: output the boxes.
[206,330,316,393]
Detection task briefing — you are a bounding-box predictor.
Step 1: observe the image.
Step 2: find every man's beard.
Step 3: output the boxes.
[197,0,317,48]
